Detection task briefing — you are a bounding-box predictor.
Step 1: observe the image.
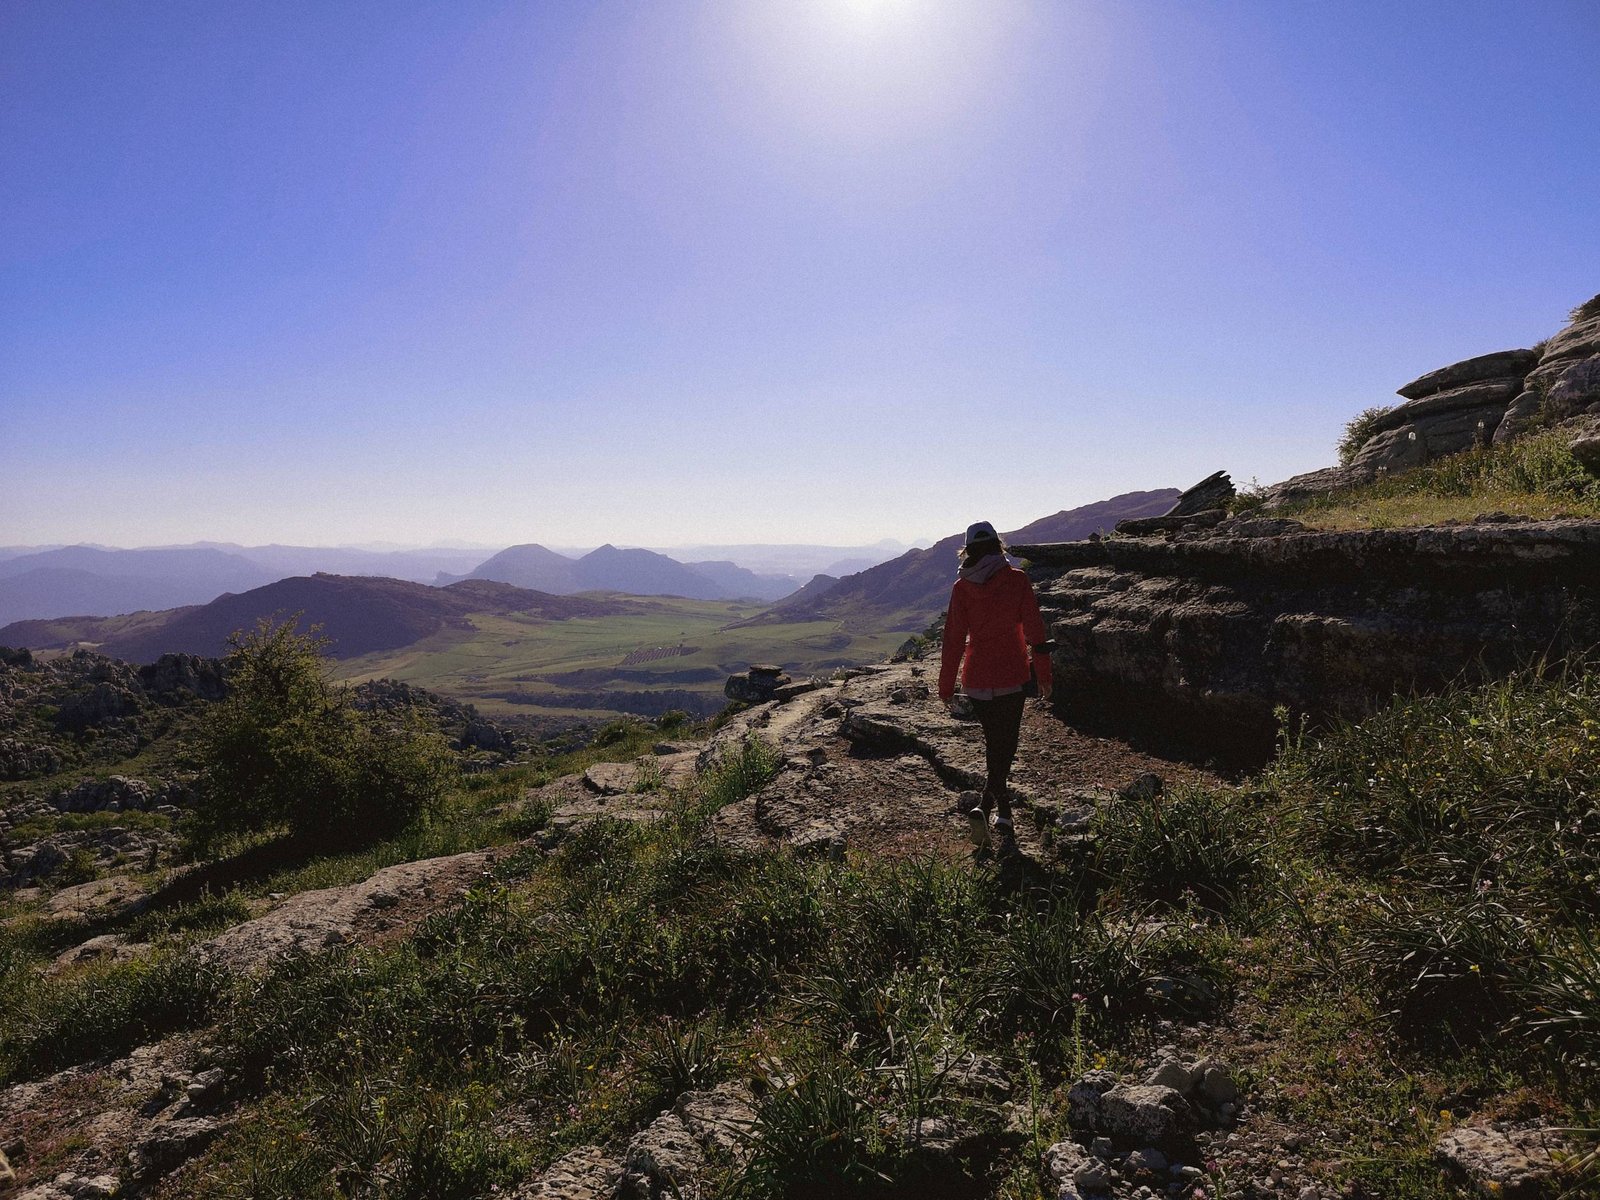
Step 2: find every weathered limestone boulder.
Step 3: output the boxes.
[1015,520,1600,764]
[1068,1074,1195,1145]
[1164,470,1236,516]
[509,1144,620,1199]
[1353,367,1532,473]
[724,665,791,703]
[618,1112,702,1200]
[1512,295,1600,435]
[1396,348,1542,400]
[45,876,149,921]
[138,653,226,702]
[1043,1139,1112,1196]
[54,681,140,731]
[1435,1123,1576,1198]
[125,1115,223,1180]
[1117,473,1233,536]
[617,1083,759,1198]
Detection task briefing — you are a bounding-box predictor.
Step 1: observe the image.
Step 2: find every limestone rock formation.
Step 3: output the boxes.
[1318,293,1600,472]
[1014,519,1600,763]
[723,664,791,703]
[1352,353,1536,474]
[198,850,498,972]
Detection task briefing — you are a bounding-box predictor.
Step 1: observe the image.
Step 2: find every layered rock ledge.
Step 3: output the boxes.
[1014,518,1600,764]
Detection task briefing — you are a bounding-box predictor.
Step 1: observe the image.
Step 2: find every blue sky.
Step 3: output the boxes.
[4,1,1598,548]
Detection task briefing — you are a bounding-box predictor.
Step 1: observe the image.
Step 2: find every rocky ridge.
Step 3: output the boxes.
[1267,294,1600,502]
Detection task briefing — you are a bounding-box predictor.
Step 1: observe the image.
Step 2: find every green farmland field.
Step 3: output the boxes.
[330,595,910,719]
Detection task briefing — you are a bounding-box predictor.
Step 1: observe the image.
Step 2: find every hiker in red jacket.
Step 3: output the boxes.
[938,521,1053,847]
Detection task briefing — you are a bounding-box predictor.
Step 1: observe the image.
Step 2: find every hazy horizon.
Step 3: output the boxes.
[5,2,1597,548]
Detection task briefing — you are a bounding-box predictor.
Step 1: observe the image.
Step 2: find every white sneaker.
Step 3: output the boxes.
[967,808,991,847]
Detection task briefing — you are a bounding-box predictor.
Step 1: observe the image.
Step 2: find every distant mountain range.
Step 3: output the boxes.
[0,499,1171,646]
[0,538,916,626]
[751,490,1182,631]
[446,543,799,602]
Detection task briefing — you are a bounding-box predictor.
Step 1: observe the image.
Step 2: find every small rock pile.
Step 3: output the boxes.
[1043,1051,1250,1200]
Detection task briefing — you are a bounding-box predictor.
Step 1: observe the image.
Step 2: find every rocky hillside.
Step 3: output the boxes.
[3,652,1592,1198]
[0,575,630,663]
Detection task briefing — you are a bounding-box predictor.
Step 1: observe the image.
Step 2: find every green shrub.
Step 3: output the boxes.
[0,949,229,1084]
[1278,669,1600,909]
[1093,784,1266,914]
[1337,406,1394,465]
[699,735,781,810]
[192,620,453,850]
[1348,893,1535,1043]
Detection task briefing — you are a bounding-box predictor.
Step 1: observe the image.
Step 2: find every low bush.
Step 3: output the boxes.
[1093,784,1267,914]
[0,949,229,1084]
[191,621,454,851]
[1337,405,1394,465]
[1277,669,1600,910]
[1348,892,1536,1043]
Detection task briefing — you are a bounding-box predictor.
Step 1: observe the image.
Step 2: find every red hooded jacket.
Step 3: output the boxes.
[937,563,1053,701]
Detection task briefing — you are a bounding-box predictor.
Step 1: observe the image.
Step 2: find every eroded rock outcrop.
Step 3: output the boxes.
[1264,295,1600,500]
[1015,518,1600,763]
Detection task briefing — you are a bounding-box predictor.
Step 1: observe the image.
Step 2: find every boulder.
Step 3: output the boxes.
[1096,1084,1195,1144]
[1043,1140,1111,1193]
[1435,1123,1574,1198]
[1162,471,1235,517]
[51,933,149,973]
[1571,434,1600,475]
[126,1115,222,1179]
[54,682,141,731]
[724,669,792,704]
[45,876,148,921]
[673,1082,757,1161]
[1397,349,1540,400]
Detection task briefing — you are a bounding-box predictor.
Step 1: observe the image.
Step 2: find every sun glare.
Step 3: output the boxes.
[721,0,1024,155]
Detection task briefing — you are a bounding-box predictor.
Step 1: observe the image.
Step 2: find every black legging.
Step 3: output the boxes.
[969,691,1026,818]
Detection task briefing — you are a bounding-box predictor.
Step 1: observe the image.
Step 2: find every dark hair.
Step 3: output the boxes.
[960,537,1005,569]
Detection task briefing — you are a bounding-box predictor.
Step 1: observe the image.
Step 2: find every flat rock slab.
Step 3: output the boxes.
[198,849,497,972]
[583,752,698,796]
[1435,1124,1576,1198]
[43,876,148,922]
[51,933,150,974]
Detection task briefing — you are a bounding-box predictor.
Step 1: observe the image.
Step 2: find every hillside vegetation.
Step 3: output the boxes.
[1259,426,1600,529]
[2,655,1596,1197]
